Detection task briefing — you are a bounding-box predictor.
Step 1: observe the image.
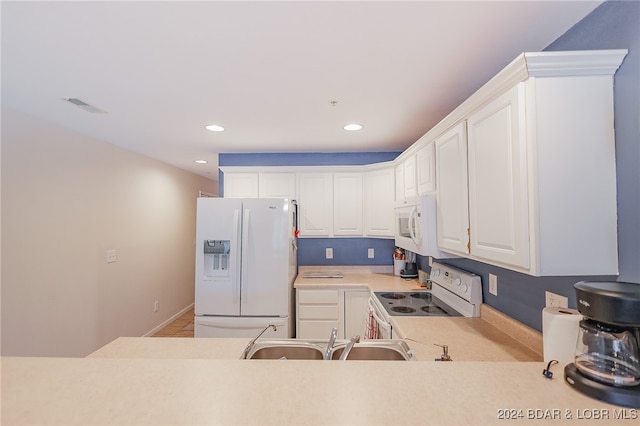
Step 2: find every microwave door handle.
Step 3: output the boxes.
[408,206,419,245]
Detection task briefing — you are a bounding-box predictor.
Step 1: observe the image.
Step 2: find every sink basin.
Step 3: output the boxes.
[245,339,414,361]
[246,340,325,360]
[331,340,414,361]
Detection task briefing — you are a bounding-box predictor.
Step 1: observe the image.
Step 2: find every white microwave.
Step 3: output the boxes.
[394,194,448,257]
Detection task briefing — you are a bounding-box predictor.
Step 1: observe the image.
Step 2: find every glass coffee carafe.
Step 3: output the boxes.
[574,319,640,387]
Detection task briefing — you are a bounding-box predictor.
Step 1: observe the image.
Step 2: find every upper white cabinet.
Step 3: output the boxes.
[298,173,333,237]
[434,50,627,276]
[223,173,258,198]
[333,172,363,236]
[467,84,530,270]
[435,121,469,255]
[416,141,436,194]
[395,154,417,203]
[258,172,296,199]
[403,154,417,200]
[364,167,395,237]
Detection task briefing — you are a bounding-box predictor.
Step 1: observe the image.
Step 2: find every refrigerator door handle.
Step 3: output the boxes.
[241,207,250,304]
[233,208,242,305]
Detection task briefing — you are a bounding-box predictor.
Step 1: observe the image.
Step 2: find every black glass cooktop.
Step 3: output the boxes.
[373,291,461,317]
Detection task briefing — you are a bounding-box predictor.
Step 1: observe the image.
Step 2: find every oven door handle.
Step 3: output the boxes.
[368,298,392,331]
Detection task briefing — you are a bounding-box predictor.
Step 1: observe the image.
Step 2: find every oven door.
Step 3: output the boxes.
[366,296,392,339]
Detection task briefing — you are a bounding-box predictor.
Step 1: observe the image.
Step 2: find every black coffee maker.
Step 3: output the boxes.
[564,281,640,408]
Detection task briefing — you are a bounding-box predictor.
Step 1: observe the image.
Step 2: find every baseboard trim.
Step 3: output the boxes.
[143,303,194,337]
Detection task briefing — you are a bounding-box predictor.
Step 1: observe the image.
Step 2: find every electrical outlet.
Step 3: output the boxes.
[545,291,568,308]
[325,248,333,259]
[367,248,374,259]
[106,249,117,263]
[153,301,159,312]
[489,274,498,296]
[428,256,433,267]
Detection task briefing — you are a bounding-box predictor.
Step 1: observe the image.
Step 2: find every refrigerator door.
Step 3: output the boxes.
[194,316,289,338]
[240,198,291,316]
[195,198,243,316]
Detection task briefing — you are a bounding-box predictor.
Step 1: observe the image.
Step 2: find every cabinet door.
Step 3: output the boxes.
[333,173,363,236]
[298,173,333,236]
[394,163,405,203]
[223,173,259,198]
[344,290,369,338]
[467,84,530,269]
[363,167,394,237]
[258,172,296,199]
[435,122,470,254]
[417,142,436,194]
[403,154,417,199]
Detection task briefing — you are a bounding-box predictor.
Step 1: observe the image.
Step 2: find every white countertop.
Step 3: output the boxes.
[3,353,633,425]
[295,268,541,362]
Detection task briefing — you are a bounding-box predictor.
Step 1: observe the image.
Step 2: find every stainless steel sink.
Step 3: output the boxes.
[245,339,414,361]
[331,342,411,361]
[246,340,325,360]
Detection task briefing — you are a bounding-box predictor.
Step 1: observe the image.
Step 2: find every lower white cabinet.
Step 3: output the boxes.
[296,288,370,339]
[296,289,344,339]
[343,289,369,338]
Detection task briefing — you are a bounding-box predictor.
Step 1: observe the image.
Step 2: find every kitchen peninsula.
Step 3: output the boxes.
[4,269,636,425]
[3,347,633,425]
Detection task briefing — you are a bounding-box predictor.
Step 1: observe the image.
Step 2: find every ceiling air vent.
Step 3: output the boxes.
[62,98,107,114]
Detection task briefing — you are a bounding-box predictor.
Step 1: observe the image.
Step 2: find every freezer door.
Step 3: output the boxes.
[240,198,292,316]
[194,316,289,338]
[195,198,243,316]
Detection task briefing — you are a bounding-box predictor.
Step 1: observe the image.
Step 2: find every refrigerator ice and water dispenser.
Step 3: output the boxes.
[203,240,230,277]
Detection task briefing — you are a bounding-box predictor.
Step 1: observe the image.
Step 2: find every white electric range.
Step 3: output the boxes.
[368,262,483,338]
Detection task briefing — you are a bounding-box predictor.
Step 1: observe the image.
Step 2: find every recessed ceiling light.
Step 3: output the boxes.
[205,124,225,132]
[194,160,208,164]
[344,123,363,131]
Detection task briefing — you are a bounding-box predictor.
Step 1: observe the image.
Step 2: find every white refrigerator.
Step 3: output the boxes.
[194,197,297,338]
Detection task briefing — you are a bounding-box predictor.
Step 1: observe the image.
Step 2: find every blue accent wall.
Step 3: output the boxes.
[419,1,639,331]
[298,238,395,266]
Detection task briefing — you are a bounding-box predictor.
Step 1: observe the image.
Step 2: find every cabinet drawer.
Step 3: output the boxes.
[298,305,340,320]
[297,289,340,304]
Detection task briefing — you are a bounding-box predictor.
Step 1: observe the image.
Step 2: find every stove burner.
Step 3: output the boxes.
[410,292,431,300]
[380,293,407,300]
[420,305,448,315]
[391,306,416,314]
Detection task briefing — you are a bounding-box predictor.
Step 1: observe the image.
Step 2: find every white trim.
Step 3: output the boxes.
[524,49,628,77]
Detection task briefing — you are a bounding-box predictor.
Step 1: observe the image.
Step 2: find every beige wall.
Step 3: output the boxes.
[1,109,217,357]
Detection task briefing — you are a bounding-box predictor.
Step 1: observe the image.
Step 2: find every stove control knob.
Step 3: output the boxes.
[454,277,462,286]
[460,283,468,293]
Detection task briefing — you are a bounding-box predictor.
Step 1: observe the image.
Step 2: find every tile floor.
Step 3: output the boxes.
[152,306,194,337]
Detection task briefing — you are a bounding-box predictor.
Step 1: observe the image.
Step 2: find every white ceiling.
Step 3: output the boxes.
[2,1,602,180]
